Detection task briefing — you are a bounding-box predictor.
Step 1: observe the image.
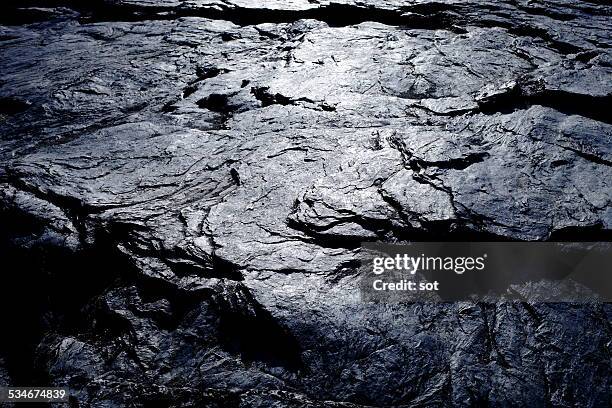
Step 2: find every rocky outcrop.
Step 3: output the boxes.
[0,1,610,406]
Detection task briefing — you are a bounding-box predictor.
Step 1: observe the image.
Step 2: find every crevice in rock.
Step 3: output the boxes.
[195,92,240,129]
[194,65,228,82]
[107,222,245,281]
[118,273,306,375]
[196,93,235,113]
[548,224,612,241]
[0,0,594,64]
[477,88,612,125]
[285,216,382,250]
[0,4,78,25]
[251,86,336,112]
[181,84,198,99]
[251,87,292,107]
[84,2,456,31]
[0,0,458,31]
[0,196,303,387]
[507,25,584,55]
[549,142,612,168]
[214,286,305,373]
[0,206,126,386]
[288,195,514,248]
[0,97,32,115]
[417,152,490,171]
[386,130,489,172]
[1,170,144,216]
[1,172,96,246]
[514,4,577,22]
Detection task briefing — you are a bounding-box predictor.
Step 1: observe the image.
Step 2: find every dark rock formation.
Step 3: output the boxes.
[0,1,610,406]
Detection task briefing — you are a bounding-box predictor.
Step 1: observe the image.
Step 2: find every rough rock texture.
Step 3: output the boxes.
[0,1,610,407]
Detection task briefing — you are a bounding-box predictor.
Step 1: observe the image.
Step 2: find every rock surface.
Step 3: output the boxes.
[0,0,610,406]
